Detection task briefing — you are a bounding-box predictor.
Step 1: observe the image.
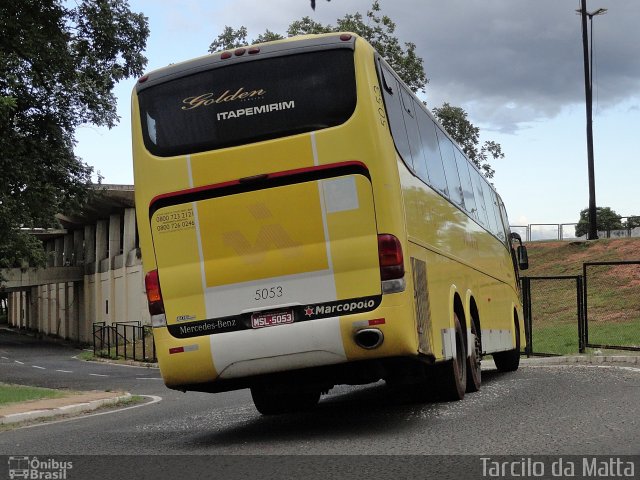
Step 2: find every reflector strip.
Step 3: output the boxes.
[169,344,199,355]
[352,318,386,328]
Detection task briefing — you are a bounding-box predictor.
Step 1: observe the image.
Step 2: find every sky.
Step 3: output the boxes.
[73,0,640,230]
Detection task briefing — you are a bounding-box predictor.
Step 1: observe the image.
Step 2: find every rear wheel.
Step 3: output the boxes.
[493,316,521,372]
[466,318,482,392]
[250,385,320,415]
[431,312,467,401]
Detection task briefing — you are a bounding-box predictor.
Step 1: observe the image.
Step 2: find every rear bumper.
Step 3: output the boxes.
[168,356,435,394]
[154,294,422,390]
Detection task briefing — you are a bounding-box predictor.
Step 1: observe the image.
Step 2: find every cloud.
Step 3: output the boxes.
[205,0,640,133]
[380,0,640,132]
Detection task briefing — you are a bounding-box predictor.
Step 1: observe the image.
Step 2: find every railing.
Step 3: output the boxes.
[511,217,640,242]
[93,321,156,362]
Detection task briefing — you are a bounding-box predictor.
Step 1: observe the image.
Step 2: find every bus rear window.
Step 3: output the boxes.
[138,49,357,157]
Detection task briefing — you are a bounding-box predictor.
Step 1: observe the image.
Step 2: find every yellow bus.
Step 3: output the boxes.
[132,32,529,414]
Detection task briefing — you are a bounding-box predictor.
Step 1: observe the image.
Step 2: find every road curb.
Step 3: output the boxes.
[521,355,640,366]
[0,393,132,425]
[82,355,158,369]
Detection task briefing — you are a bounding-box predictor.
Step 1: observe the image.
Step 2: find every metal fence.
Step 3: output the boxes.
[93,321,157,362]
[583,261,640,352]
[511,217,640,242]
[521,276,584,356]
[521,262,640,355]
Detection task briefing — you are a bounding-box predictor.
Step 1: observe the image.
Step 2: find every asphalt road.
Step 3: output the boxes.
[1,328,639,457]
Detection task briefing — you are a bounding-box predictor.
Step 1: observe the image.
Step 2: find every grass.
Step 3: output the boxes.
[528,324,580,355]
[0,383,69,406]
[524,237,640,355]
[528,321,640,355]
[585,319,640,348]
[82,347,125,361]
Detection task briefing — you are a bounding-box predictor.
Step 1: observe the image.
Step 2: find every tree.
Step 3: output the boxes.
[208,26,250,52]
[208,2,501,176]
[432,103,504,179]
[575,207,623,237]
[209,1,427,94]
[0,0,149,269]
[624,216,640,230]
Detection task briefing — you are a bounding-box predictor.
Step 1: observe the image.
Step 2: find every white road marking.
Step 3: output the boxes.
[56,369,73,373]
[135,377,162,381]
[32,365,46,370]
[14,360,24,365]
[1,356,9,360]
[89,373,109,377]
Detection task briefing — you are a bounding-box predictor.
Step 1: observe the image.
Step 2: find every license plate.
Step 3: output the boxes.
[251,310,294,329]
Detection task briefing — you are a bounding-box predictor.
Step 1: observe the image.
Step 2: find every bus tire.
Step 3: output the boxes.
[466,318,481,392]
[432,312,467,401]
[493,316,520,372]
[250,385,320,415]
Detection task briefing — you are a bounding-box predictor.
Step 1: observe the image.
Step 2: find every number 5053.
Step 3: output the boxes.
[255,286,283,301]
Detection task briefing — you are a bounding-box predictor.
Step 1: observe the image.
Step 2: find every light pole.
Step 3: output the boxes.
[578,1,607,240]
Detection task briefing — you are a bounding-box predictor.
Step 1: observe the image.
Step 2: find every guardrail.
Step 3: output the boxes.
[511,217,640,242]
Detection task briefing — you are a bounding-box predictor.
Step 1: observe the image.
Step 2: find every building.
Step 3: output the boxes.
[1,185,149,343]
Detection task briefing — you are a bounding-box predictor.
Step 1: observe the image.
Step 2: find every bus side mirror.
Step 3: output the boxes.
[517,245,529,270]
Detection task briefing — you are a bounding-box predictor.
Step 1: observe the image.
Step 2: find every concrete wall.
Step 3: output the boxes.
[7,207,150,344]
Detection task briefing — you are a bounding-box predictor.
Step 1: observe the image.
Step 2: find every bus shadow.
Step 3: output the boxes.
[188,369,508,448]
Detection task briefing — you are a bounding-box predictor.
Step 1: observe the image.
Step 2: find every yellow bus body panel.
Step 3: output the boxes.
[151,175,381,326]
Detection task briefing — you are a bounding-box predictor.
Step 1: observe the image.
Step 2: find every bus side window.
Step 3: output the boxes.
[400,87,428,182]
[454,148,477,220]
[471,169,489,228]
[481,180,501,238]
[379,62,395,94]
[498,198,511,244]
[417,108,448,196]
[436,129,465,209]
[379,64,412,168]
[490,191,507,242]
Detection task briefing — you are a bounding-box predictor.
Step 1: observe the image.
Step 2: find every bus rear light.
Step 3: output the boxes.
[234,48,246,56]
[138,75,149,83]
[340,34,352,41]
[378,234,404,280]
[220,52,232,60]
[145,269,165,316]
[248,47,260,55]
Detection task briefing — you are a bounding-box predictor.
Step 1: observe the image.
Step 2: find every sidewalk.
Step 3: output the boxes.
[0,391,131,425]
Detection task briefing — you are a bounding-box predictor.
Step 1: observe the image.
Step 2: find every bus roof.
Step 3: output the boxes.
[135,32,358,93]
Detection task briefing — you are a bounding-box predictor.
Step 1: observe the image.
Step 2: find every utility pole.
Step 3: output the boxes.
[578,1,607,240]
